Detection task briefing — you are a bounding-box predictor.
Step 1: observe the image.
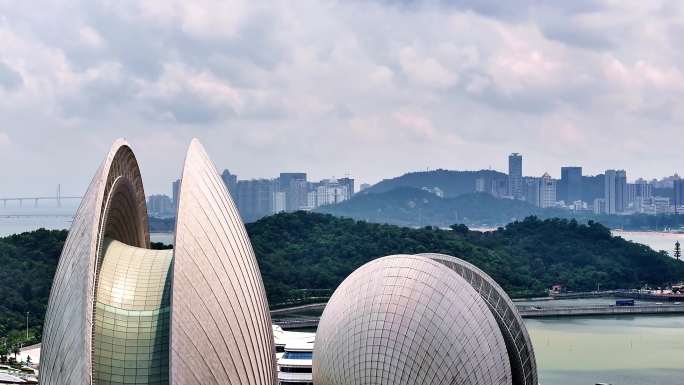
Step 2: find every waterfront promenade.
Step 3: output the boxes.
[272,302,684,329]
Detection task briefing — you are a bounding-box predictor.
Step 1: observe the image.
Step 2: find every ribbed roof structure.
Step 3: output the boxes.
[39,139,276,385]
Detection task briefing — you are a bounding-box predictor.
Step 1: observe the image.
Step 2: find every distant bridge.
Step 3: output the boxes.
[0,185,82,208]
[0,214,74,219]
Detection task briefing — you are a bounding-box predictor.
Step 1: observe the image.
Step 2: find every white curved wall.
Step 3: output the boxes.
[40,140,149,385]
[313,255,512,385]
[171,139,276,385]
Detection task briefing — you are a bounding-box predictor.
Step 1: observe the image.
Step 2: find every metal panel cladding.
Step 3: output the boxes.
[419,253,537,385]
[40,140,149,385]
[313,255,512,385]
[171,139,277,385]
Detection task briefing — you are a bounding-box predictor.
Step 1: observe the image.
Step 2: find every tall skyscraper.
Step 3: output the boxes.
[523,177,540,207]
[635,178,653,199]
[604,170,617,214]
[615,170,627,213]
[147,194,174,217]
[221,169,238,195]
[338,177,355,200]
[236,179,277,222]
[279,173,308,211]
[560,167,582,204]
[675,178,684,214]
[279,173,307,190]
[172,179,181,209]
[539,173,557,208]
[508,153,523,199]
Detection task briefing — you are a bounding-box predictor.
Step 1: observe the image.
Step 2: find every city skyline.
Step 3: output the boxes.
[1,2,684,196]
[1,151,682,199]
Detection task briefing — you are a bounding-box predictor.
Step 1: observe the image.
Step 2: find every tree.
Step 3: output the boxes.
[675,241,681,261]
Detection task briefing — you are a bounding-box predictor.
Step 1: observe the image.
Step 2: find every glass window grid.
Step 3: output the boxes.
[93,239,173,385]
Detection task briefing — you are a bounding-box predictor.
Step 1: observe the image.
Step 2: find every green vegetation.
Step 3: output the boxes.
[317,187,564,227]
[2,213,683,343]
[365,169,506,197]
[318,187,684,230]
[250,212,684,305]
[0,229,66,351]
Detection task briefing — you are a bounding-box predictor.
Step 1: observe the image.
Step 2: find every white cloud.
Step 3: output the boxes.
[0,0,683,195]
[0,132,10,147]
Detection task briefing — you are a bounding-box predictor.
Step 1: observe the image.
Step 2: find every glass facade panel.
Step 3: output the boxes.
[93,238,173,385]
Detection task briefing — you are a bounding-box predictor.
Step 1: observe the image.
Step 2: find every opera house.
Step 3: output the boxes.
[39,139,536,385]
[40,139,276,385]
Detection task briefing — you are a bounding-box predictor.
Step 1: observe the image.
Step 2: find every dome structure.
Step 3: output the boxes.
[313,254,517,385]
[418,253,537,385]
[40,139,276,385]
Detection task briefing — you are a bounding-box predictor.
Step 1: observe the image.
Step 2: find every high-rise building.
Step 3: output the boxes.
[675,178,684,214]
[273,191,287,213]
[314,179,350,207]
[338,177,355,199]
[594,198,607,215]
[539,173,557,208]
[236,179,277,222]
[359,183,371,192]
[279,173,308,212]
[172,179,181,208]
[635,178,653,199]
[508,153,523,199]
[604,170,617,214]
[523,177,540,207]
[626,183,637,209]
[286,179,310,212]
[147,194,174,217]
[221,169,238,195]
[615,170,627,213]
[279,173,307,191]
[560,167,582,204]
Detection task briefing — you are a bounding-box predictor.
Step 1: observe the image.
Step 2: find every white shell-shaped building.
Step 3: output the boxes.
[313,254,537,385]
[39,139,276,385]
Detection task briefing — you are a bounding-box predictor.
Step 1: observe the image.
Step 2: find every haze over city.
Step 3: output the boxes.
[1,1,683,196]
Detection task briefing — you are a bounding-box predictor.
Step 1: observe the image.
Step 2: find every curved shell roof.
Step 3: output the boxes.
[313,254,513,385]
[171,139,276,385]
[40,139,276,385]
[40,140,148,385]
[418,253,537,385]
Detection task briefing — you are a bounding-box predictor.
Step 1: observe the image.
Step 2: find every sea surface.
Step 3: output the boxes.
[0,204,175,243]
[528,315,684,385]
[613,230,684,257]
[280,303,684,385]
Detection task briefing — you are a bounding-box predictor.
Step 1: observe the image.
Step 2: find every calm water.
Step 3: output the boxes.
[613,230,684,257]
[280,305,684,385]
[0,205,174,243]
[528,315,684,385]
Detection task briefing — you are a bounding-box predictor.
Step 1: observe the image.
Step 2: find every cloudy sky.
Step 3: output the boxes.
[1,0,683,196]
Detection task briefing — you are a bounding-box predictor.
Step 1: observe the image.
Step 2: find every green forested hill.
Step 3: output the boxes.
[364,169,507,197]
[316,187,564,227]
[2,212,683,351]
[0,229,66,351]
[249,213,684,305]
